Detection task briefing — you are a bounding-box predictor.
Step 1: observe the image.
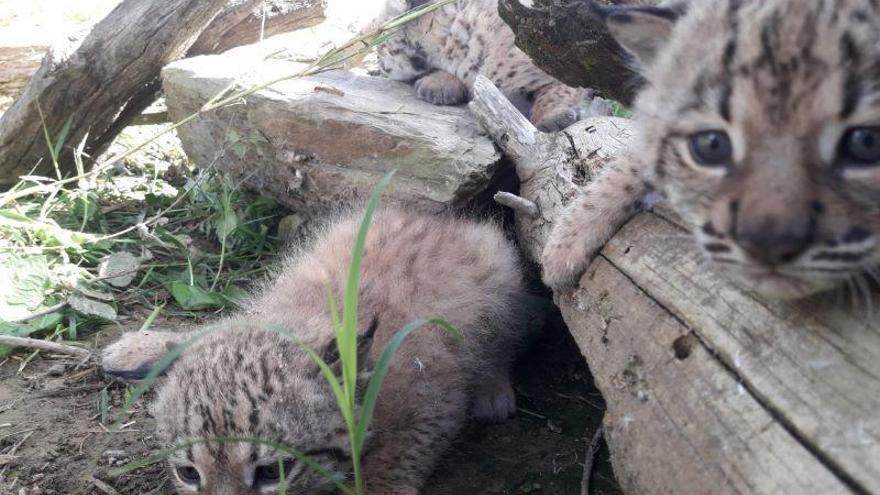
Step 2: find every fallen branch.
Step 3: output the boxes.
[0,336,91,359]
[581,422,605,495]
[6,301,67,324]
[494,191,539,217]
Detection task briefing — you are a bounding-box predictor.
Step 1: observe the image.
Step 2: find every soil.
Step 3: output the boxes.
[0,310,620,495]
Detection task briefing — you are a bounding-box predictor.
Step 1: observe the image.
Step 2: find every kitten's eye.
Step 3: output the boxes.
[839,127,880,166]
[254,459,295,486]
[175,465,201,484]
[688,131,733,167]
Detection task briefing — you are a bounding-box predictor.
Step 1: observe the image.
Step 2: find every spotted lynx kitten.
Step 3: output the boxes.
[102,208,528,494]
[542,0,880,299]
[372,0,584,132]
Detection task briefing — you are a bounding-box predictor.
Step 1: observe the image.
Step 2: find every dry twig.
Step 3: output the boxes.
[0,336,91,359]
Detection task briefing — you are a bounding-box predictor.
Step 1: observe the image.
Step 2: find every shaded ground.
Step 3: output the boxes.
[425,309,619,495]
[0,324,168,495]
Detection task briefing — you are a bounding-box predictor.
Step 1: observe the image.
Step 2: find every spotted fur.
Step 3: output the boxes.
[102,208,529,494]
[543,0,880,299]
[372,0,584,132]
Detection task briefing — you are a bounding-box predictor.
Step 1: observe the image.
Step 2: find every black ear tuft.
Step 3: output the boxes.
[319,315,380,374]
[594,2,687,68]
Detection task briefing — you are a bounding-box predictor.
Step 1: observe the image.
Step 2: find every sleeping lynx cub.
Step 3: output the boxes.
[543,0,880,299]
[372,0,585,132]
[102,208,528,494]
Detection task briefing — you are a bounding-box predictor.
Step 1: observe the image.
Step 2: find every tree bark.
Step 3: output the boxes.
[188,0,325,56]
[0,0,325,188]
[469,76,880,495]
[497,0,661,105]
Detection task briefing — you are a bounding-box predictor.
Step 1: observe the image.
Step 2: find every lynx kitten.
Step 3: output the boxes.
[102,208,529,494]
[372,0,585,132]
[543,0,880,299]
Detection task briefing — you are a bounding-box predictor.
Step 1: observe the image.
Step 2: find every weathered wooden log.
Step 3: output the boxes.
[188,0,326,56]
[161,44,501,213]
[0,46,45,114]
[498,0,661,105]
[470,75,880,494]
[0,0,325,188]
[0,0,227,187]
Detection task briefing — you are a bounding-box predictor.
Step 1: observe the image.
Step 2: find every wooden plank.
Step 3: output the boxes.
[560,256,851,494]
[596,212,880,493]
[467,76,869,494]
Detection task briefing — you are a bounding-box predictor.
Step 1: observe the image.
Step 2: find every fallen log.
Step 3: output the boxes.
[0,0,325,188]
[497,0,661,105]
[0,46,45,114]
[469,76,880,495]
[161,43,501,212]
[188,0,326,56]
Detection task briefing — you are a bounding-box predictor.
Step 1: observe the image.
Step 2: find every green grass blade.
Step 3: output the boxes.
[278,457,287,495]
[99,387,109,424]
[54,115,74,158]
[339,171,394,407]
[325,283,341,333]
[301,341,353,429]
[353,317,461,452]
[138,304,164,332]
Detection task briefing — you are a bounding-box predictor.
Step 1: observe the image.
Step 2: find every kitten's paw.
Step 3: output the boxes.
[472,375,516,423]
[414,70,469,106]
[533,107,579,133]
[541,239,594,291]
[101,331,182,381]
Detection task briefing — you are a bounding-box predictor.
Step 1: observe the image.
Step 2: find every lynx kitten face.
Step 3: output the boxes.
[102,208,529,494]
[371,0,585,132]
[543,0,880,299]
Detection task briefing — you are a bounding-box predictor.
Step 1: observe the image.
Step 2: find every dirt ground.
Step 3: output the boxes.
[0,309,619,495]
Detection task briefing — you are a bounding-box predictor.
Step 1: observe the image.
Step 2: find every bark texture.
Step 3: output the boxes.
[498,0,661,105]
[0,0,325,187]
[188,0,325,56]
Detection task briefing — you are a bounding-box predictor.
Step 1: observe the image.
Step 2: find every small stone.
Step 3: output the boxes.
[277,214,305,243]
[46,364,66,377]
[101,449,127,459]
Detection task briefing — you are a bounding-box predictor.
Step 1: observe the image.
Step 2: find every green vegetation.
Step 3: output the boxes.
[0,0,458,361]
[0,125,280,361]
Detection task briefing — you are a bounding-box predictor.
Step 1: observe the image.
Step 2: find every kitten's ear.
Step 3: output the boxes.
[321,316,380,375]
[596,3,686,67]
[101,330,186,381]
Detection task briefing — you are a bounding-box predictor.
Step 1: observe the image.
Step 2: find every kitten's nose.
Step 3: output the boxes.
[735,219,813,267]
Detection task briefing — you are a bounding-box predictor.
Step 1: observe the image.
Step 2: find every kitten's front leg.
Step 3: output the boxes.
[101,330,194,380]
[542,156,649,290]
